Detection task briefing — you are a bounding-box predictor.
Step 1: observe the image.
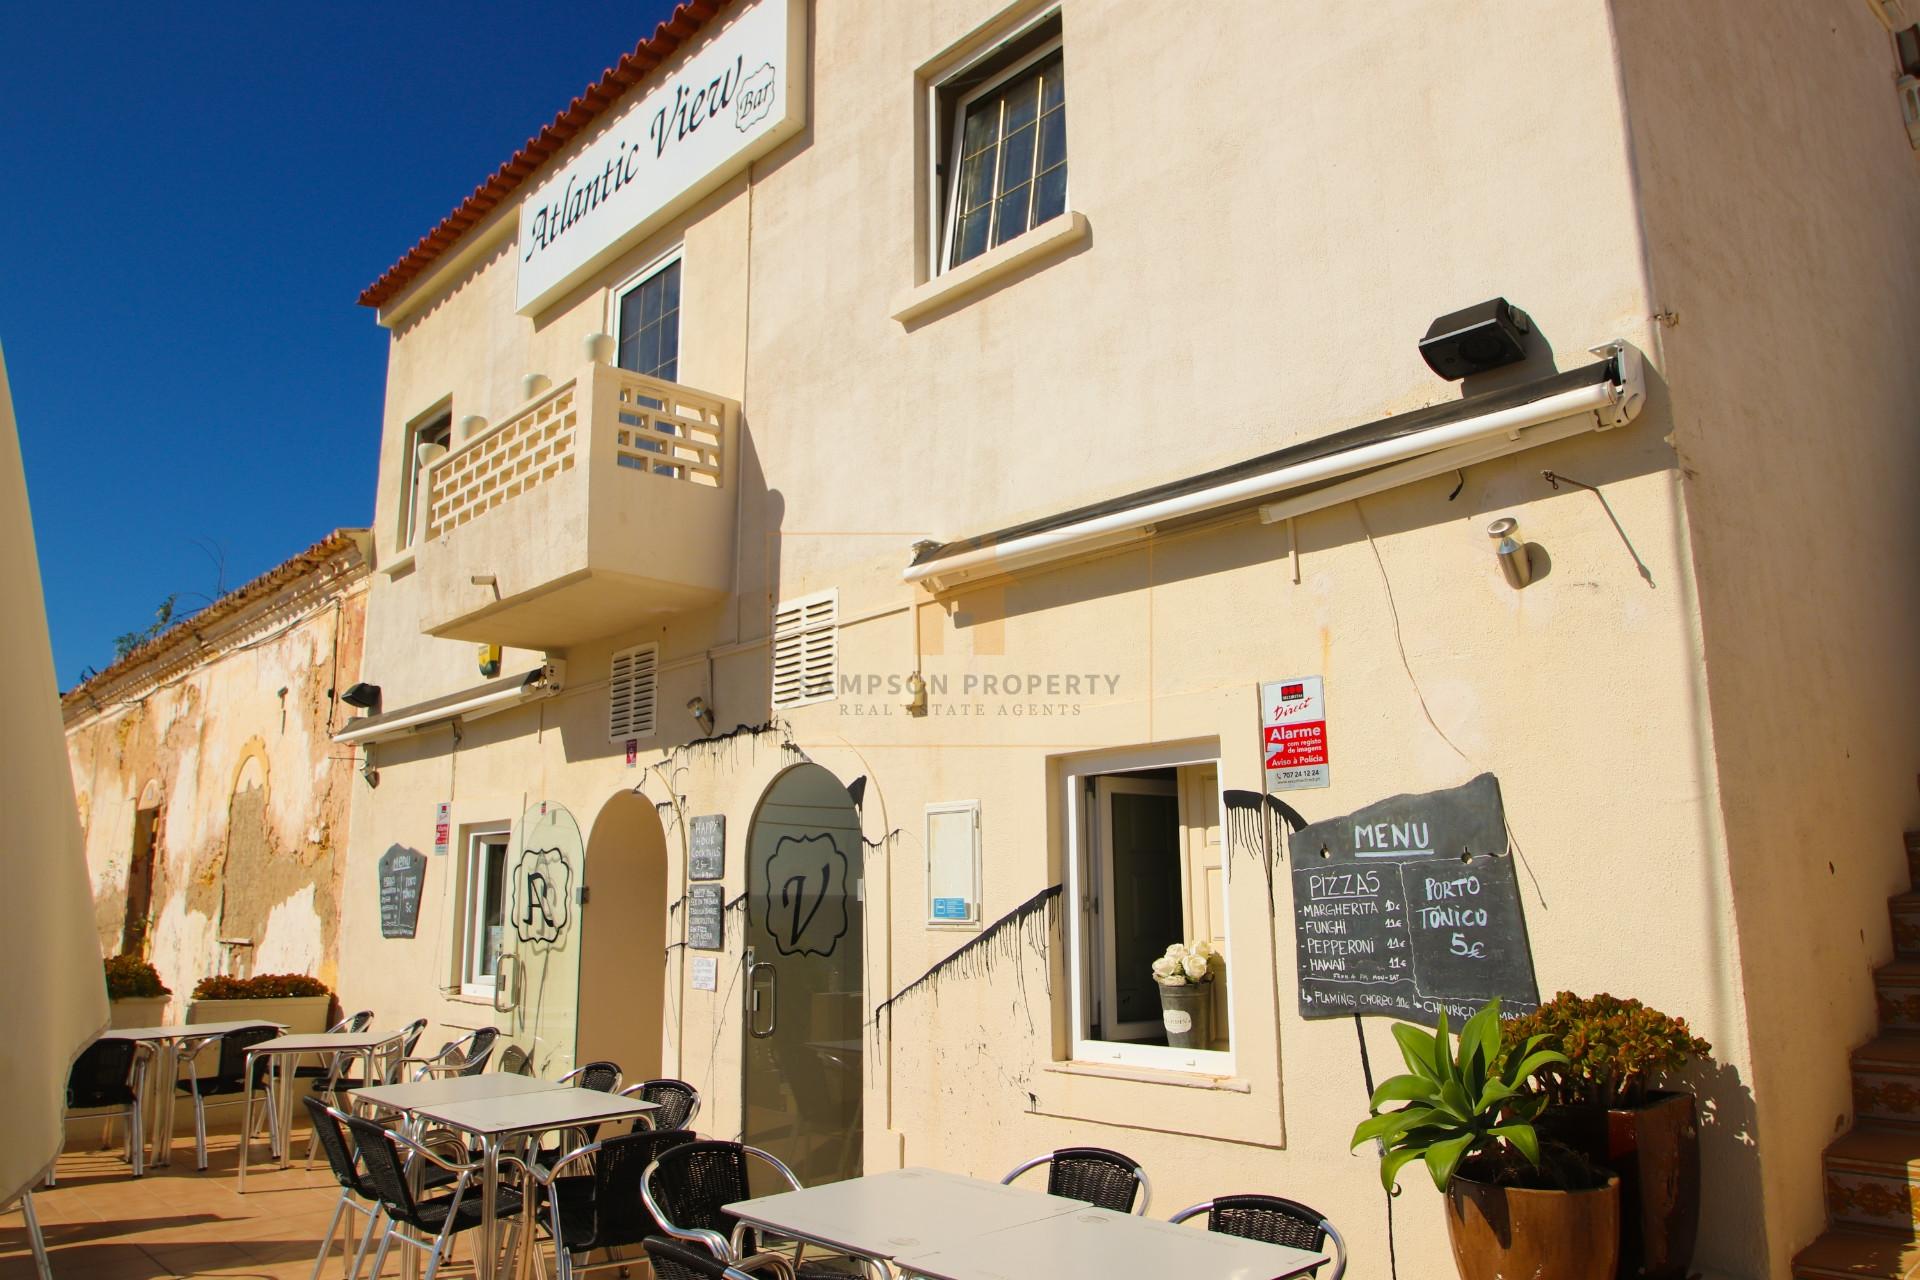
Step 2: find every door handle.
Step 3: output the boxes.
[748,961,777,1038]
[494,954,519,1013]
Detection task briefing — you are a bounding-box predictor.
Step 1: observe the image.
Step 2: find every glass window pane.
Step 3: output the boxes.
[961,97,998,157]
[994,183,1033,246]
[641,278,664,325]
[1041,61,1065,113]
[660,261,681,312]
[1033,164,1067,225]
[998,123,1036,193]
[618,291,644,350]
[1038,109,1067,173]
[656,320,679,381]
[958,152,993,214]
[956,205,991,264]
[633,323,660,379]
[1001,74,1039,134]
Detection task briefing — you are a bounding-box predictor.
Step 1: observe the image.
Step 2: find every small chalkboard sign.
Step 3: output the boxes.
[1289,774,1538,1028]
[689,814,726,881]
[687,883,726,951]
[378,845,427,939]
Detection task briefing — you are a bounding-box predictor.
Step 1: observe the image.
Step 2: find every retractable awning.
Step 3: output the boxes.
[903,340,1645,591]
[332,662,565,746]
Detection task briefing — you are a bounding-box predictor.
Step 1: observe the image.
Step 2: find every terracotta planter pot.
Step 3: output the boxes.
[1539,1093,1700,1279]
[1446,1173,1621,1280]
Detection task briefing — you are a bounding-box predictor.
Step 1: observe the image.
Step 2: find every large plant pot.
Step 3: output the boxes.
[108,995,170,1029]
[1539,1093,1700,1279]
[185,994,331,1034]
[1446,1174,1621,1280]
[1156,982,1213,1049]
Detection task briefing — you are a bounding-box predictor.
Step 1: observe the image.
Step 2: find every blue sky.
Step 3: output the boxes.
[2,2,682,688]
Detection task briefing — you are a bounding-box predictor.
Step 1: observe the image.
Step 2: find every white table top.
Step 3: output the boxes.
[356,1074,561,1111]
[105,1021,285,1041]
[411,1087,658,1137]
[251,1030,398,1054]
[896,1207,1327,1280]
[728,1168,1086,1261]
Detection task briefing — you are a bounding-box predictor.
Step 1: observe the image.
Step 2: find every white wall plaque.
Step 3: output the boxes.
[690,955,719,991]
[515,0,807,314]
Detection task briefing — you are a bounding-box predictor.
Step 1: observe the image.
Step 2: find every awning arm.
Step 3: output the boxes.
[332,661,566,746]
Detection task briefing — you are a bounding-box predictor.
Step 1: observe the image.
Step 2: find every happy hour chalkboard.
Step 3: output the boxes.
[689,814,725,880]
[378,845,427,939]
[687,883,726,951]
[1289,774,1538,1028]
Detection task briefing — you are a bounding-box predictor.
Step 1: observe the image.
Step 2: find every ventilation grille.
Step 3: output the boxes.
[771,591,838,709]
[608,643,658,741]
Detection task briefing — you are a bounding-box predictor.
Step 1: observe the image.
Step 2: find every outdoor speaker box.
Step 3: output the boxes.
[1419,298,1533,380]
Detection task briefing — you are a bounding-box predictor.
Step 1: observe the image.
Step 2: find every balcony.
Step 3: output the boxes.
[412,361,739,650]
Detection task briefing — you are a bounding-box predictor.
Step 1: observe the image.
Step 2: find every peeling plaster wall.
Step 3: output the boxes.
[64,571,368,1016]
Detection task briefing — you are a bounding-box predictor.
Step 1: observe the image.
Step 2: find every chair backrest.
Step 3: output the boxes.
[67,1038,138,1109]
[401,1018,428,1056]
[346,1114,419,1223]
[455,1026,499,1076]
[636,1079,700,1132]
[1005,1146,1148,1214]
[303,1096,371,1198]
[571,1060,622,1093]
[215,1025,281,1086]
[643,1140,753,1245]
[346,1009,374,1032]
[583,1129,697,1248]
[497,1044,533,1076]
[1189,1195,1343,1277]
[642,1236,757,1280]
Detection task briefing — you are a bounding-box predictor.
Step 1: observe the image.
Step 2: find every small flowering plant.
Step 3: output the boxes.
[1150,939,1222,986]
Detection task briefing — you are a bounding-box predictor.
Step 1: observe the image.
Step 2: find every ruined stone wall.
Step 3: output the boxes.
[64,569,367,1016]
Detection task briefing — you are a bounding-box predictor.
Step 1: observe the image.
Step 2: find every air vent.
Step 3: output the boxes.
[608,643,658,741]
[771,590,838,709]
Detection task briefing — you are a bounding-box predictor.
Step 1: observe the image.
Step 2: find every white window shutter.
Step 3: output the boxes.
[772,590,838,709]
[608,643,658,741]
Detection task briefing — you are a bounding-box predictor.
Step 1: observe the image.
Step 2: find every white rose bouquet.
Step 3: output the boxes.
[1150,939,1222,986]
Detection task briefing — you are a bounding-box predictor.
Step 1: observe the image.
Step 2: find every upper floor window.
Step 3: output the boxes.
[616,255,682,382]
[938,20,1067,273]
[400,410,452,548]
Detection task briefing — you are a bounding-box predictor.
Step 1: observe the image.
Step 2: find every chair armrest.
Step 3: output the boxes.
[384,1125,483,1176]
[538,1140,605,1181]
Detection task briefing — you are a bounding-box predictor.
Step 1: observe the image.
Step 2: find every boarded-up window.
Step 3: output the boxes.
[608,643,659,741]
[771,590,838,709]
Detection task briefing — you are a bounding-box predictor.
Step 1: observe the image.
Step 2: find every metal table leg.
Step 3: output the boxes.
[479,1135,500,1280]
[238,1048,257,1191]
[150,1040,178,1168]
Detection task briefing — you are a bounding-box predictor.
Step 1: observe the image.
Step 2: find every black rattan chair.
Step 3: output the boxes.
[296,1010,375,1081]
[639,1139,839,1277]
[177,1024,281,1171]
[348,1113,524,1280]
[396,1026,499,1081]
[642,1236,763,1280]
[539,1060,624,1163]
[497,1044,534,1076]
[1001,1146,1150,1214]
[318,1017,428,1096]
[53,1037,145,1182]
[1170,1194,1346,1278]
[304,1097,383,1280]
[518,1128,696,1279]
[623,1078,700,1132]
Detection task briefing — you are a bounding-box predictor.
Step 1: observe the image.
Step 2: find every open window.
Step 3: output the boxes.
[399,408,452,548]
[1064,743,1230,1073]
[456,823,510,999]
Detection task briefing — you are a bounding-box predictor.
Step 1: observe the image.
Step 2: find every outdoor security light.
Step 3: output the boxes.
[1420,298,1532,380]
[341,682,382,712]
[688,696,715,736]
[1487,517,1532,589]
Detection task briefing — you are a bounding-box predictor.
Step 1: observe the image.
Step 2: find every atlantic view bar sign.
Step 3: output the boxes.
[515,0,806,314]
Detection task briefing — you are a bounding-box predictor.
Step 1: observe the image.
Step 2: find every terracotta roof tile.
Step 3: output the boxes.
[357,0,737,310]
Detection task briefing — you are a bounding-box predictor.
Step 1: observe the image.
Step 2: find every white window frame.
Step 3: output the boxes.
[459,823,511,999]
[606,245,685,379]
[399,406,452,549]
[1063,741,1234,1075]
[928,11,1067,278]
[925,800,983,929]
[770,588,839,710]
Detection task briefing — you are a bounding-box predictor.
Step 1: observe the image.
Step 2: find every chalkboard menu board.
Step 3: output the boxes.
[1289,774,1537,1028]
[689,814,726,880]
[687,883,726,951]
[379,845,426,939]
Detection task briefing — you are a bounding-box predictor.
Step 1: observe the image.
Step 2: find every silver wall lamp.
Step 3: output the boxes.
[1487,517,1532,589]
[687,696,716,737]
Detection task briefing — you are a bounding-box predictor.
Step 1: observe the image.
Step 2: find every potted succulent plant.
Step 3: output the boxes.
[103,954,171,1028]
[1501,992,1712,1280]
[1151,940,1222,1049]
[1354,1000,1621,1280]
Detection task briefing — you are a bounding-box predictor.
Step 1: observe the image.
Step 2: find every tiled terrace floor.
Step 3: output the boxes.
[1,1130,418,1280]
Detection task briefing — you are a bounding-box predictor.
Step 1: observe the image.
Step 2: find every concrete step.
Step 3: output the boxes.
[1878,963,1920,1033]
[1793,1225,1920,1279]
[1856,1036,1920,1128]
[1894,894,1920,961]
[1827,1126,1920,1231]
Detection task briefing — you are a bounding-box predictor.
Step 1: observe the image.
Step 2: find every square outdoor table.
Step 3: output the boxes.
[238,1029,403,1190]
[354,1073,560,1114]
[406,1087,659,1280]
[104,1021,285,1168]
[726,1167,1088,1273]
[894,1205,1327,1280]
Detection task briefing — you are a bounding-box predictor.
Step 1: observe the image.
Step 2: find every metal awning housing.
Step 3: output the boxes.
[332,662,565,746]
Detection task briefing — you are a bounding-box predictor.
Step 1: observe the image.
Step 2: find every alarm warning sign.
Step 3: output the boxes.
[1260,676,1329,792]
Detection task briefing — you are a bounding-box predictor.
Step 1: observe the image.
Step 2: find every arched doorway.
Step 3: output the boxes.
[744,763,864,1185]
[578,791,670,1082]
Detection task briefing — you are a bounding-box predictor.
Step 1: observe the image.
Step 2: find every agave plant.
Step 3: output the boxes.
[1350,999,1569,1191]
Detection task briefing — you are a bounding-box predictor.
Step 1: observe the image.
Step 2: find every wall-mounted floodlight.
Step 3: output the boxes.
[1420,298,1532,380]
[687,696,716,737]
[341,682,382,712]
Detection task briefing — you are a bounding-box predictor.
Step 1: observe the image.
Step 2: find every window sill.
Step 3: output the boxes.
[381,547,418,579]
[891,211,1090,325]
[1043,1059,1250,1093]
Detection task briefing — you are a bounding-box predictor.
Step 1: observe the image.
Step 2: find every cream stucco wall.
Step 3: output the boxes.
[331,2,1918,1277]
